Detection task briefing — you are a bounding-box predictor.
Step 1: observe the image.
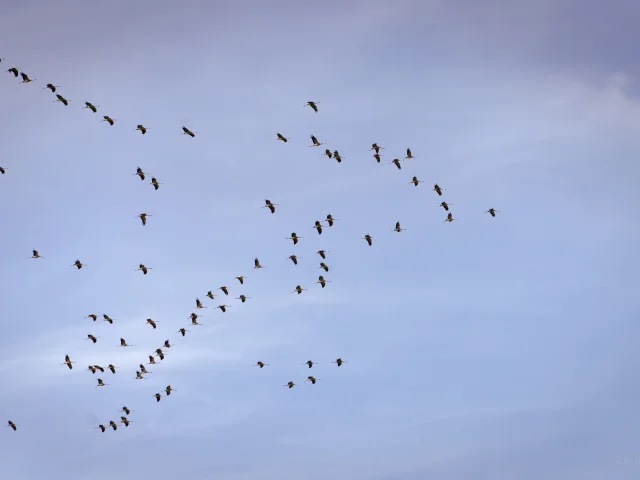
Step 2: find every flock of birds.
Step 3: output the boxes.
[2,59,500,434]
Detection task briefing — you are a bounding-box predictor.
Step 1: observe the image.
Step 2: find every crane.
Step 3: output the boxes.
[139,364,151,375]
[83,102,98,112]
[6,67,18,77]
[486,208,500,217]
[325,214,337,226]
[409,176,422,186]
[219,286,229,295]
[177,328,189,337]
[87,365,97,374]
[363,234,373,246]
[135,213,151,225]
[54,94,69,106]
[373,153,382,163]
[236,295,251,303]
[235,275,247,285]
[319,262,329,272]
[165,385,176,396]
[292,285,307,295]
[133,167,146,181]
[120,406,132,415]
[102,314,114,324]
[304,360,317,368]
[254,257,265,269]
[108,364,117,374]
[313,220,323,234]
[119,338,132,347]
[120,416,132,427]
[150,177,162,190]
[433,184,445,196]
[391,158,402,170]
[284,381,296,389]
[0,166,6,174]
[94,365,105,373]
[324,149,333,159]
[86,334,99,344]
[196,298,207,309]
[96,378,108,387]
[405,148,417,159]
[287,233,302,245]
[6,421,17,431]
[316,275,330,288]
[155,348,167,359]
[217,304,230,313]
[276,133,288,142]
[263,199,278,214]
[148,355,157,365]
[439,201,452,211]
[332,357,347,367]
[333,151,343,163]
[30,249,44,259]
[163,339,172,348]
[189,315,202,326]
[288,254,299,265]
[146,318,158,329]
[206,290,215,299]
[370,143,384,153]
[317,250,329,259]
[135,264,152,275]
[182,126,196,137]
[96,424,106,432]
[101,115,115,125]
[305,376,318,384]
[20,72,34,83]
[135,371,146,380]
[254,361,269,368]
[43,83,58,92]
[86,314,97,321]
[135,124,149,134]
[393,221,406,233]
[309,135,324,147]
[61,355,75,369]
[109,420,118,431]
[154,393,164,402]
[444,212,456,223]
[71,259,86,269]
[304,101,319,112]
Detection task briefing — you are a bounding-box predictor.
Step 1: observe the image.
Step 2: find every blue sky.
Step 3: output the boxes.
[1,0,639,479]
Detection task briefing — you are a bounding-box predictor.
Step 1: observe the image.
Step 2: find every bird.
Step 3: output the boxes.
[370,143,384,153]
[43,83,58,92]
[304,360,317,368]
[363,234,373,246]
[61,355,75,369]
[108,364,117,374]
[120,407,132,416]
[433,184,445,196]
[150,177,162,190]
[196,298,207,309]
[30,249,44,259]
[6,421,17,431]
[135,124,149,134]
[133,167,146,181]
[325,214,337,227]
[319,262,329,272]
[405,148,417,159]
[71,259,86,269]
[102,115,115,125]
[332,358,347,367]
[486,208,500,217]
[135,371,146,380]
[304,101,319,112]
[373,153,382,163]
[287,233,302,245]
[102,314,114,324]
[393,221,406,233]
[86,334,98,344]
[333,151,343,163]
[443,212,456,223]
[6,67,18,77]
[305,376,318,384]
[54,94,69,106]
[309,135,323,147]
[439,201,452,211]
[189,315,201,326]
[254,257,265,269]
[119,338,132,347]
[136,264,152,275]
[217,304,230,312]
[94,365,105,373]
[19,72,34,83]
[84,102,98,112]
[139,364,151,375]
[87,365,97,374]
[108,420,118,431]
[177,328,189,337]
[165,385,176,396]
[163,339,172,348]
[219,286,229,295]
[324,149,333,159]
[263,199,278,214]
[120,416,132,427]
[155,349,167,360]
[206,291,215,300]
[409,176,422,186]
[391,158,402,170]
[276,133,288,142]
[236,295,250,303]
[96,378,108,388]
[292,285,307,295]
[235,275,247,285]
[317,250,328,259]
[182,126,196,137]
[146,318,158,329]
[96,424,106,433]
[148,355,157,365]
[86,314,97,321]
[154,393,163,402]
[288,254,299,265]
[0,166,6,174]
[317,275,330,288]
[313,221,323,234]
[254,361,269,368]
[135,213,151,225]
[284,381,296,389]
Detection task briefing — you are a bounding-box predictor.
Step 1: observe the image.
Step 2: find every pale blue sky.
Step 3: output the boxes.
[1,1,639,479]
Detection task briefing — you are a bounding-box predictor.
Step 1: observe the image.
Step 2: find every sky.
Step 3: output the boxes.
[1,0,639,479]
